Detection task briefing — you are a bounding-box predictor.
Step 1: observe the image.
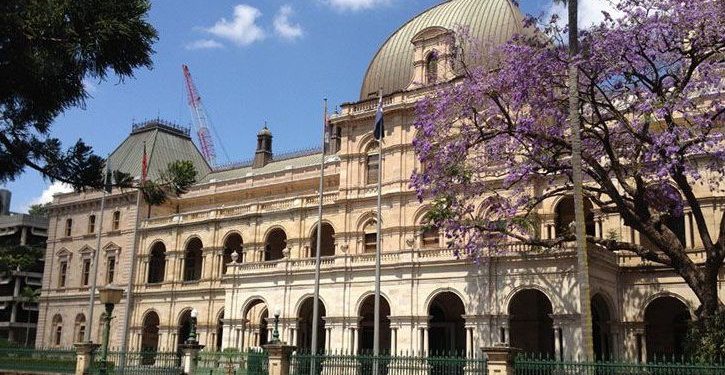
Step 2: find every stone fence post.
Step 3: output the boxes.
[179,342,205,375]
[263,343,296,375]
[482,346,520,375]
[74,342,100,375]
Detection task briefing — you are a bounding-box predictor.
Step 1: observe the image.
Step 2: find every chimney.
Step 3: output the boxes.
[253,125,273,168]
[0,189,11,215]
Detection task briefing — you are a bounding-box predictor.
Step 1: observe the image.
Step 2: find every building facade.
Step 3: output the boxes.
[0,189,47,346]
[36,0,723,363]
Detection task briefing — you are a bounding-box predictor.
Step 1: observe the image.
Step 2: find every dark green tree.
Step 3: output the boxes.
[27,202,51,216]
[0,0,157,189]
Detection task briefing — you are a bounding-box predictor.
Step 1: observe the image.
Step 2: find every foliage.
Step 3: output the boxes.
[0,0,157,189]
[685,310,725,363]
[0,245,43,275]
[140,160,198,206]
[27,203,50,217]
[411,0,724,315]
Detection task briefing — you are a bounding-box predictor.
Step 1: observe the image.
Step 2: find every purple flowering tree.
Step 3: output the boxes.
[412,0,724,317]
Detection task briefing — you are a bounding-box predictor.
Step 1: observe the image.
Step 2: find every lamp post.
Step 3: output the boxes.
[271,307,281,344]
[187,308,199,344]
[98,285,124,375]
[230,251,239,349]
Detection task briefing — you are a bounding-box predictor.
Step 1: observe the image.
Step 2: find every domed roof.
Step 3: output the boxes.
[359,0,524,100]
[258,126,272,137]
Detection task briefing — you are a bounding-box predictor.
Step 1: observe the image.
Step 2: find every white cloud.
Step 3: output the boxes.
[23,181,73,212]
[185,39,225,50]
[324,0,389,12]
[274,5,303,40]
[546,0,621,29]
[206,4,265,46]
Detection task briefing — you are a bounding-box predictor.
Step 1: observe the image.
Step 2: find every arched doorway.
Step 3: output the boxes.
[358,295,391,353]
[644,296,690,361]
[141,311,160,364]
[591,294,612,361]
[177,310,193,349]
[243,300,269,349]
[216,309,224,351]
[265,229,287,261]
[428,292,466,355]
[508,289,554,356]
[223,234,243,274]
[183,238,203,281]
[297,297,326,352]
[310,223,335,257]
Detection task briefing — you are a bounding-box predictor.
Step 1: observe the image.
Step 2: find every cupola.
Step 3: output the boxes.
[254,125,273,168]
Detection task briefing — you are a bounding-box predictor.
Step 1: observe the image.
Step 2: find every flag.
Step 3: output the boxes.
[141,142,148,182]
[373,94,384,140]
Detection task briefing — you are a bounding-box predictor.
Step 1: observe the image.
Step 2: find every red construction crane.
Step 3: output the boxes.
[182,64,216,166]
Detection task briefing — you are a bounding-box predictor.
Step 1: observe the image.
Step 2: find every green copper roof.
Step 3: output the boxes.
[108,120,211,181]
[360,0,524,100]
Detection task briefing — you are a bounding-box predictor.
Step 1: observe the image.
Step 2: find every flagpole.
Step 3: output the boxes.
[373,89,383,367]
[310,99,328,372]
[85,160,109,342]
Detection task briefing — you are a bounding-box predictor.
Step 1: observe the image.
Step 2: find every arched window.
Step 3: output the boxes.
[74,314,86,342]
[222,233,243,274]
[426,52,439,84]
[365,144,380,185]
[147,242,166,284]
[264,229,287,261]
[183,238,203,282]
[420,214,439,249]
[51,315,63,347]
[363,220,377,253]
[64,218,72,237]
[112,211,121,230]
[554,195,595,238]
[88,215,96,234]
[310,223,335,257]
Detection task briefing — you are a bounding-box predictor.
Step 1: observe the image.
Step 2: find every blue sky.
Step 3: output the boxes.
[4,0,614,212]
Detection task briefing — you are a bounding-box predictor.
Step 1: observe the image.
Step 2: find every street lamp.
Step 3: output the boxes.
[271,307,281,344]
[187,308,199,344]
[98,285,124,375]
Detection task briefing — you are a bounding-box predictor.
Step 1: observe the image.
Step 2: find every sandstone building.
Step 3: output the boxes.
[35,0,724,363]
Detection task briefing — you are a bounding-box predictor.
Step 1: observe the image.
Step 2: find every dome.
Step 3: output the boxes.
[359,0,524,100]
[257,126,272,137]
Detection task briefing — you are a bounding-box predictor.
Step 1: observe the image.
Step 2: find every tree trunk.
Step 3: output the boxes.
[567,0,595,361]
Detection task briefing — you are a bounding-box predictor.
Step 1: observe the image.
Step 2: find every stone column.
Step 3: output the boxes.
[74,342,100,375]
[263,342,296,375]
[350,327,358,353]
[551,314,579,360]
[482,345,520,375]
